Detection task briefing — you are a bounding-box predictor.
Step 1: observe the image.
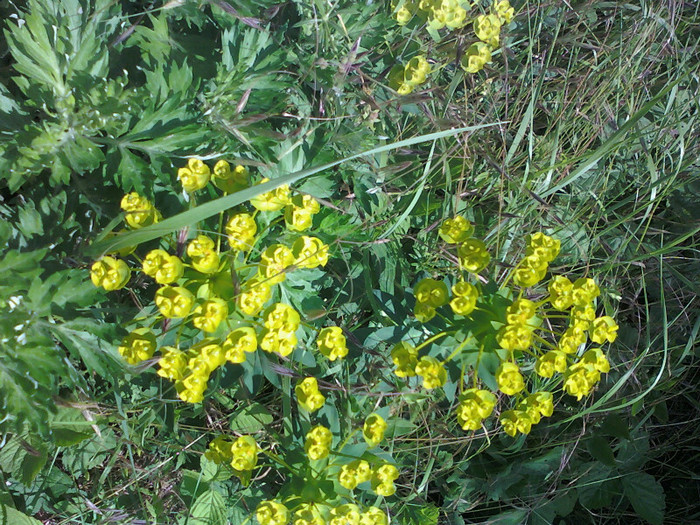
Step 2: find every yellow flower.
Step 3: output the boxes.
[513,253,549,287]
[371,464,399,496]
[142,249,184,284]
[363,413,387,448]
[526,232,560,262]
[460,42,492,74]
[296,377,326,413]
[205,435,234,464]
[571,303,596,330]
[292,236,329,269]
[360,507,388,525]
[590,316,618,344]
[339,460,372,490]
[414,278,449,308]
[404,55,430,86]
[120,192,160,229]
[458,239,491,273]
[284,194,321,232]
[391,341,418,377]
[226,213,258,251]
[222,327,257,363]
[250,178,290,211]
[176,374,207,403]
[450,281,478,315]
[256,501,289,525]
[91,256,130,291]
[191,338,226,372]
[264,303,301,333]
[414,302,436,323]
[496,362,525,395]
[505,298,536,325]
[500,409,533,436]
[192,298,228,333]
[558,323,587,353]
[495,0,515,23]
[187,235,220,274]
[231,435,258,472]
[118,328,157,365]
[456,388,496,431]
[572,277,600,306]
[496,324,533,351]
[415,355,447,389]
[259,244,294,284]
[259,328,298,357]
[237,277,272,316]
[527,391,554,418]
[444,4,468,29]
[155,286,195,318]
[563,364,597,401]
[581,347,610,373]
[305,425,333,460]
[316,326,348,360]
[157,346,187,381]
[438,216,474,244]
[178,158,211,192]
[394,5,413,25]
[212,160,249,193]
[548,275,574,310]
[474,13,502,48]
[329,505,361,525]
[534,350,567,378]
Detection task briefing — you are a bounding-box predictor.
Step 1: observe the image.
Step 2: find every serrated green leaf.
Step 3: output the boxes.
[230,402,273,433]
[49,407,94,446]
[189,489,227,525]
[622,472,665,525]
[587,435,617,467]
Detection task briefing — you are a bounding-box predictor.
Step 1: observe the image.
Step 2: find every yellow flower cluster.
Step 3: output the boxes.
[117,328,156,365]
[371,464,400,497]
[363,413,387,448]
[92,158,333,408]
[391,0,515,75]
[456,388,496,431]
[90,256,130,291]
[500,391,554,437]
[399,218,618,439]
[305,425,333,460]
[338,459,372,490]
[296,377,326,413]
[120,192,161,229]
[388,55,431,95]
[316,326,348,360]
[205,434,259,478]
[256,500,289,525]
[513,232,561,287]
[413,278,449,322]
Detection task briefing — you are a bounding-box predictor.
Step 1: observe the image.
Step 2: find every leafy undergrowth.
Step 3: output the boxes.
[0,0,698,524]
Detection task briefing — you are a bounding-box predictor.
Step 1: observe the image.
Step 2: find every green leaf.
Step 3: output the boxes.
[49,407,94,446]
[400,503,440,525]
[587,435,617,467]
[0,505,42,525]
[622,472,665,525]
[188,489,227,525]
[600,414,631,441]
[230,402,274,433]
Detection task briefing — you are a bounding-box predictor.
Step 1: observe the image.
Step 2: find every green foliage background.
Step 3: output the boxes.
[0,0,698,523]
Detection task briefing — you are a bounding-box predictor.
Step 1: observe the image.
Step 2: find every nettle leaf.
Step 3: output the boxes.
[0,435,48,484]
[622,472,665,525]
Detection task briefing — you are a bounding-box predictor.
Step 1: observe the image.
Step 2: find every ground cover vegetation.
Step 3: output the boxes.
[0,0,698,523]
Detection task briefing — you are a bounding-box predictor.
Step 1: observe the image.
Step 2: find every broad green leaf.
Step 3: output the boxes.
[622,472,665,525]
[230,402,274,433]
[587,435,617,467]
[49,407,94,446]
[188,489,227,525]
[0,505,42,525]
